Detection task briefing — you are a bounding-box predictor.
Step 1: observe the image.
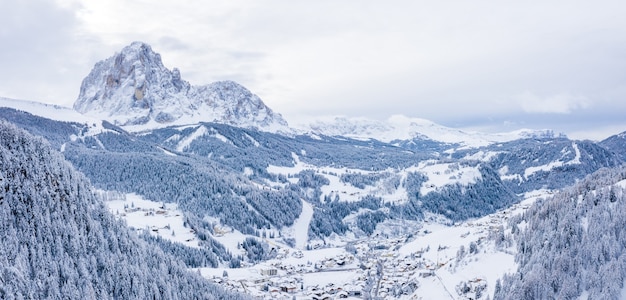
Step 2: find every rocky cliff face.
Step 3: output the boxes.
[74,42,288,132]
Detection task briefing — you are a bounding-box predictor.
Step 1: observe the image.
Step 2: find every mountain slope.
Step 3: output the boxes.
[495,166,626,299]
[600,130,626,162]
[74,42,289,133]
[0,120,247,299]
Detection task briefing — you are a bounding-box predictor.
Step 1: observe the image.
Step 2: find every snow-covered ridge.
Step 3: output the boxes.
[1,97,95,125]
[0,97,107,137]
[522,142,582,179]
[301,115,562,148]
[74,41,290,134]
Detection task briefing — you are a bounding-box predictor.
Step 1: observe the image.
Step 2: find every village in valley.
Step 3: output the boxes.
[149,195,540,299]
[103,188,543,299]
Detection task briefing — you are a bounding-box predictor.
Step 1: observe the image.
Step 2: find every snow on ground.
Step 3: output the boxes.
[97,185,553,300]
[206,127,234,145]
[571,142,581,164]
[173,125,235,152]
[524,142,582,179]
[210,225,253,256]
[268,155,485,205]
[176,125,209,151]
[464,150,502,162]
[1,97,95,125]
[0,97,110,137]
[268,153,378,203]
[524,160,566,179]
[103,192,199,248]
[615,179,626,189]
[158,146,177,156]
[197,246,356,297]
[244,133,260,147]
[282,200,314,250]
[302,270,359,288]
[418,161,481,196]
[398,190,549,299]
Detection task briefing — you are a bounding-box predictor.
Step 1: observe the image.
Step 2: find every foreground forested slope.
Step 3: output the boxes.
[0,121,247,299]
[496,166,626,299]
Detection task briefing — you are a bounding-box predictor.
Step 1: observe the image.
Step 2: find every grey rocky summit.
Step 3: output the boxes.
[74,41,288,131]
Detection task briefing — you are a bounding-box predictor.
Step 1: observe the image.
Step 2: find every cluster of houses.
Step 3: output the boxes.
[202,197,531,299]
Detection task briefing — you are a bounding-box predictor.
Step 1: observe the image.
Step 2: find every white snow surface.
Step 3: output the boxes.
[524,142,582,179]
[416,161,481,196]
[269,156,483,205]
[0,97,107,137]
[300,114,560,148]
[103,192,200,248]
[175,126,209,151]
[283,200,314,250]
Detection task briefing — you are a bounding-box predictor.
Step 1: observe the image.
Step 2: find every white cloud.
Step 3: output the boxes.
[515,91,590,114]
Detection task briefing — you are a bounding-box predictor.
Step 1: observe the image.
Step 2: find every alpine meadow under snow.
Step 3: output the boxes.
[2,42,626,299]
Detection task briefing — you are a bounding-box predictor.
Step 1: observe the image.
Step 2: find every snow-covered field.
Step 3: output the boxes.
[268,154,482,205]
[103,192,199,248]
[523,142,581,179]
[282,200,314,250]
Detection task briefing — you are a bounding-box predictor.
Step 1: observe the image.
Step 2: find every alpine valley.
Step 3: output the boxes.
[2,42,626,299]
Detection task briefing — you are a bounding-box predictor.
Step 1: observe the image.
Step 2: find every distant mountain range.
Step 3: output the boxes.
[69,41,560,146]
[303,115,562,148]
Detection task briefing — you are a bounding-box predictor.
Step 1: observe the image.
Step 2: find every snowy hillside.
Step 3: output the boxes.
[303,115,561,148]
[600,130,626,162]
[0,97,103,130]
[74,42,290,133]
[0,120,245,299]
[495,166,626,299]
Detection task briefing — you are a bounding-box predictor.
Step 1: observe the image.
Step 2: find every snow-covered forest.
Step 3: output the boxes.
[496,166,626,299]
[0,121,246,299]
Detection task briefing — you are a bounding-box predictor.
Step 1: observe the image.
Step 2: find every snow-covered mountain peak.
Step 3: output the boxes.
[306,116,394,138]
[190,80,289,131]
[302,114,563,148]
[73,42,289,133]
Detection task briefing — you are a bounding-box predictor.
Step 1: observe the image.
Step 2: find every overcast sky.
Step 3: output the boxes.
[1,0,626,140]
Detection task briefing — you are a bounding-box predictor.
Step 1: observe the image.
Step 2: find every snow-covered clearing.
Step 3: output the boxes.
[244,133,260,147]
[174,126,235,152]
[464,150,501,162]
[283,200,314,250]
[158,146,177,156]
[268,155,484,205]
[524,142,582,179]
[417,161,481,196]
[207,128,234,145]
[176,126,208,152]
[211,225,253,256]
[103,192,199,248]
